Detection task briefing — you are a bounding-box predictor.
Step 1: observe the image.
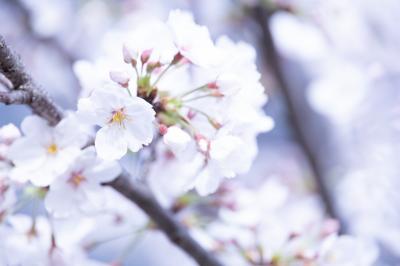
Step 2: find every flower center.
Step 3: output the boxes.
[111,109,127,125]
[47,143,58,155]
[68,172,86,188]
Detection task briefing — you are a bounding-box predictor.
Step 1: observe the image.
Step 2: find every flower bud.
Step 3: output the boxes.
[210,89,223,97]
[122,44,137,66]
[146,61,161,73]
[208,118,222,129]
[140,49,152,65]
[187,110,196,120]
[158,124,168,135]
[171,52,184,65]
[109,71,130,88]
[207,81,218,89]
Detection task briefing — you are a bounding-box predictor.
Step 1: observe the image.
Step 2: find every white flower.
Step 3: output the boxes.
[77,85,156,160]
[167,10,219,66]
[7,115,88,187]
[2,215,52,266]
[45,147,121,218]
[319,235,378,266]
[194,134,247,195]
[147,143,202,206]
[53,187,148,250]
[163,126,191,155]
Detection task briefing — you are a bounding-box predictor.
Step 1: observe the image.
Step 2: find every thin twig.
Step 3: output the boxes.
[0,35,222,266]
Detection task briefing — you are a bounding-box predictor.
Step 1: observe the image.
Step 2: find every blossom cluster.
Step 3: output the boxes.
[74,9,273,196]
[0,8,378,266]
[186,178,378,266]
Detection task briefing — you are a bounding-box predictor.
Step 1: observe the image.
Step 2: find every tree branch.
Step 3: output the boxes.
[251,6,345,231]
[107,176,223,266]
[0,36,63,125]
[0,90,33,104]
[0,35,222,266]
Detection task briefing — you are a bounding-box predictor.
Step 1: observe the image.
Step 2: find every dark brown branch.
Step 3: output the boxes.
[0,90,33,104]
[0,36,63,125]
[0,35,222,266]
[251,6,345,230]
[107,176,223,266]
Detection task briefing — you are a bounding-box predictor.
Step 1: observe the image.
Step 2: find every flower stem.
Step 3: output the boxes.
[180,85,208,98]
[152,63,173,87]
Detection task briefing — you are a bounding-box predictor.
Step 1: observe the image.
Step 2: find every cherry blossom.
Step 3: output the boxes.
[45,147,121,217]
[7,115,88,187]
[77,84,156,160]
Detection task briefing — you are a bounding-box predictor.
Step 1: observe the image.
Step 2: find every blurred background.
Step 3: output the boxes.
[1,0,400,265]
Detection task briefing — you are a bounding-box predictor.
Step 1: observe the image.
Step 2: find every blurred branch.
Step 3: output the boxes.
[0,35,222,266]
[0,90,34,104]
[251,6,345,230]
[106,176,223,266]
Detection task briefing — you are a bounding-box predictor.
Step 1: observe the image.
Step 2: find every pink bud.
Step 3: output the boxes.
[187,110,196,120]
[207,81,218,89]
[172,52,184,64]
[210,89,223,97]
[109,71,130,88]
[159,124,168,135]
[140,49,152,65]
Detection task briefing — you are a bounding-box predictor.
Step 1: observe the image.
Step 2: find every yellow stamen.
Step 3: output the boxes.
[69,173,86,188]
[111,110,127,125]
[47,143,58,155]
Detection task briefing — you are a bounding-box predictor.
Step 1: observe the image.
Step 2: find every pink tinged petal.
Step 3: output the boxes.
[95,126,128,160]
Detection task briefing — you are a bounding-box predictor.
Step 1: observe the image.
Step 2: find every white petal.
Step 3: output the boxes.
[95,126,127,160]
[77,97,109,126]
[195,167,222,196]
[163,126,191,154]
[55,115,89,149]
[44,186,79,218]
[7,138,46,167]
[20,115,50,137]
[84,160,121,183]
[125,122,153,144]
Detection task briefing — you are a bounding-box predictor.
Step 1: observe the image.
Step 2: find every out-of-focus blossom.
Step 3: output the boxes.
[8,115,88,186]
[45,147,121,218]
